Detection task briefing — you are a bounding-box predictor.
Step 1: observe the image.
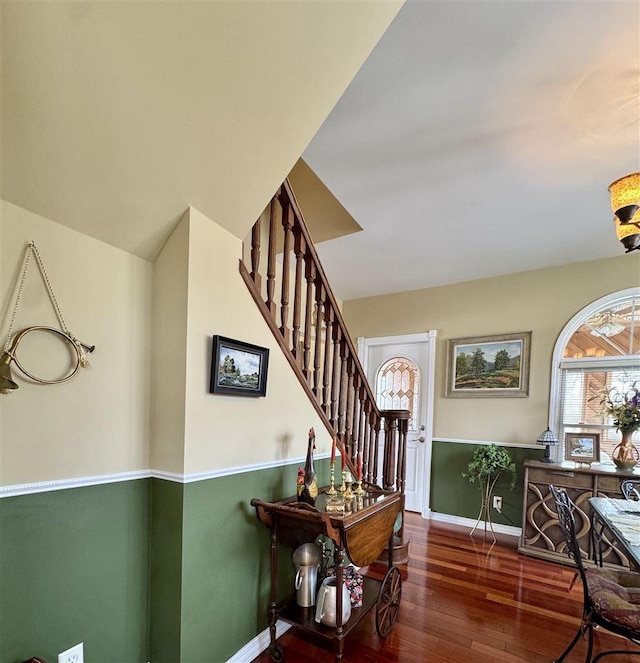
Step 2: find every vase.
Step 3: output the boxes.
[612,431,640,470]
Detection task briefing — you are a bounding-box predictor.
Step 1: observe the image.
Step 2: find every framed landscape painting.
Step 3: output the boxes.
[210,335,269,397]
[445,332,531,398]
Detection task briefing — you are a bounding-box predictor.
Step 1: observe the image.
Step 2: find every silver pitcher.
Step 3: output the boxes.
[292,543,322,607]
[314,576,352,626]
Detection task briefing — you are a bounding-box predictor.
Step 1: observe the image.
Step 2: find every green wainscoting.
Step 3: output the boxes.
[178,462,306,663]
[150,478,184,662]
[1,448,539,663]
[430,440,545,527]
[0,457,331,663]
[149,461,328,662]
[0,480,150,663]
[1,447,544,662]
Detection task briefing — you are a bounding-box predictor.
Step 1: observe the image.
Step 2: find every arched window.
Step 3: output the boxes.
[550,288,640,463]
[375,356,420,431]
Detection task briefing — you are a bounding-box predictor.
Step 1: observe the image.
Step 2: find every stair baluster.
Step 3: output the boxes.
[239,177,410,524]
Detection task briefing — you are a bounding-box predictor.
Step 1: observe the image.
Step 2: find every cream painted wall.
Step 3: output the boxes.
[3,2,404,258]
[0,201,152,485]
[183,208,331,474]
[0,201,332,484]
[344,254,640,445]
[150,212,189,474]
[288,159,362,244]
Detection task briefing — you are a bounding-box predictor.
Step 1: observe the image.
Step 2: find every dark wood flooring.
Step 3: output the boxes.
[251,512,640,662]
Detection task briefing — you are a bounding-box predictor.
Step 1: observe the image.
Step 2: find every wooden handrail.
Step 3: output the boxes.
[281,179,380,412]
[240,179,409,491]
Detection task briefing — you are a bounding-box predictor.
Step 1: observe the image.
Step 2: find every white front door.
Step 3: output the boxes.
[358,332,436,517]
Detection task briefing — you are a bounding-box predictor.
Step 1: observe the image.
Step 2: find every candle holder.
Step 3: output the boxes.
[325,495,345,512]
[339,468,347,495]
[343,470,354,501]
[327,460,337,495]
[355,453,364,496]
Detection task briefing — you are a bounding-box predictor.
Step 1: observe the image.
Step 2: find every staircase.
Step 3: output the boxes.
[239,179,410,562]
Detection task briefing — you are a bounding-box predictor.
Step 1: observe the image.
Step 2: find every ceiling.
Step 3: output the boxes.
[303,1,640,300]
[1,2,399,258]
[2,2,638,303]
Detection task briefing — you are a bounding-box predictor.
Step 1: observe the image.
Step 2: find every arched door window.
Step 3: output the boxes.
[375,356,420,431]
[551,288,640,462]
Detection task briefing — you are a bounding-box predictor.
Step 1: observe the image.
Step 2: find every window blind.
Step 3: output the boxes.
[555,363,640,462]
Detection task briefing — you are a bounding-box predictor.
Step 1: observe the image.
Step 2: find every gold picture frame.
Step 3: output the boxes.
[445,332,531,398]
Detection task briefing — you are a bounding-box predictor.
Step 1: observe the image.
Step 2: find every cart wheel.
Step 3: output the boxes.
[269,644,284,662]
[375,566,402,637]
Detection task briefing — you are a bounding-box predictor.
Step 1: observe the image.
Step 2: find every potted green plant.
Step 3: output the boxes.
[463,444,516,541]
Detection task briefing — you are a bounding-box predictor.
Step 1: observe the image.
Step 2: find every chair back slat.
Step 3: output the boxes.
[549,485,590,603]
[621,479,640,501]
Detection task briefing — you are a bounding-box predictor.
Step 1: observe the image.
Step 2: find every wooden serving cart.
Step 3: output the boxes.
[251,487,403,662]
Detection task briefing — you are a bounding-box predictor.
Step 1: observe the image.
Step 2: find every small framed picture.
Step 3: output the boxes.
[565,432,600,464]
[210,335,269,397]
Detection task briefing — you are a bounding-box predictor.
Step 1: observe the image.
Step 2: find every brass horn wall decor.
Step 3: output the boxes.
[0,326,95,394]
[1,242,95,394]
[0,352,19,393]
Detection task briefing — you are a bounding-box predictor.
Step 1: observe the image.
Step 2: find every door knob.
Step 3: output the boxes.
[417,436,425,443]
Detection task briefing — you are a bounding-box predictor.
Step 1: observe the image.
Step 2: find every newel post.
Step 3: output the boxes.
[380,410,410,491]
[379,409,410,562]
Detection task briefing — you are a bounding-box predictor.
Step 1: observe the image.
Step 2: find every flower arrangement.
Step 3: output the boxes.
[599,381,640,434]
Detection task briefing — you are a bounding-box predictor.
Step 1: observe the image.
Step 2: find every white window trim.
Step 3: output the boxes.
[548,287,640,462]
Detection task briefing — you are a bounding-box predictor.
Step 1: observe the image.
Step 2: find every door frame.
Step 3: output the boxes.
[357,331,437,519]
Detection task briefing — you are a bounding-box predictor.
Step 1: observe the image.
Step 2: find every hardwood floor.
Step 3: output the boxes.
[251,512,640,662]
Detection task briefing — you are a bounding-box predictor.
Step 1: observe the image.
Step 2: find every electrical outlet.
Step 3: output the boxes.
[58,642,83,663]
[493,496,503,512]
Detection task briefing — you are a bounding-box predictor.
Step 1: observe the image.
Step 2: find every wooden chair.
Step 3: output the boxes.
[550,484,640,662]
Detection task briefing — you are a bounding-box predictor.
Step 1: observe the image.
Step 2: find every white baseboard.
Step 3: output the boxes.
[429,511,521,537]
[226,621,291,662]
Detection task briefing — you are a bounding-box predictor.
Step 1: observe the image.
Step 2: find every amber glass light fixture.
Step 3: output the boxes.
[609,173,640,223]
[614,216,640,253]
[609,173,640,252]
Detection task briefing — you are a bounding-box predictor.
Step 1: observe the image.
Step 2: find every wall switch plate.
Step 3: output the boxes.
[493,496,503,512]
[58,642,84,663]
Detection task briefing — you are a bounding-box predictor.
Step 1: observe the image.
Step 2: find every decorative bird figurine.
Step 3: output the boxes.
[298,427,318,506]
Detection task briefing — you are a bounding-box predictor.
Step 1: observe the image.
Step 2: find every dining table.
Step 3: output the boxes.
[589,496,640,568]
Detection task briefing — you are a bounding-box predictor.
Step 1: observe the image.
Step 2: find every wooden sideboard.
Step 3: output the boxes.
[519,460,640,567]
